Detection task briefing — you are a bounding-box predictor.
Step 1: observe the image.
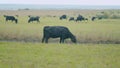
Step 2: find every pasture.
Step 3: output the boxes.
[0,42,120,68]
[0,10,120,43]
[0,9,120,68]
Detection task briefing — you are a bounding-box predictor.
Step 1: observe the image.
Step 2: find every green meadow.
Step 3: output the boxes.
[0,10,120,68]
[0,42,120,68]
[0,16,120,43]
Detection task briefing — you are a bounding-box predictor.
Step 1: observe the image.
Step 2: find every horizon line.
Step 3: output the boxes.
[0,3,120,6]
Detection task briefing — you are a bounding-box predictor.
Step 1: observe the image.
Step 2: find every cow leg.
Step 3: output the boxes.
[45,37,49,43]
[14,19,17,23]
[61,39,64,43]
[42,37,48,43]
[60,37,64,43]
[15,20,17,24]
[60,38,62,43]
[42,37,45,43]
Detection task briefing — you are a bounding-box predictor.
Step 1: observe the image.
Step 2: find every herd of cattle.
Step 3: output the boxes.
[3,14,103,24]
[2,14,104,43]
[3,15,40,24]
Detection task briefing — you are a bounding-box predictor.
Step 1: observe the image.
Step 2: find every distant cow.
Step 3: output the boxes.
[59,15,67,20]
[69,17,74,21]
[98,17,103,20]
[42,26,77,43]
[4,15,18,24]
[91,17,96,21]
[91,16,103,21]
[75,15,88,22]
[75,15,85,22]
[84,18,88,21]
[28,16,40,23]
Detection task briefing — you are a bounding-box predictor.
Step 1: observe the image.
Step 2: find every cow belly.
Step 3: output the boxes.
[49,34,61,38]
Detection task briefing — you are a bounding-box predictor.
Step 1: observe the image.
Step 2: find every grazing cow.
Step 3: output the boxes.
[69,17,74,21]
[84,18,88,21]
[4,15,18,24]
[28,16,40,23]
[75,15,85,22]
[91,17,96,21]
[98,17,103,20]
[59,15,67,20]
[42,26,77,43]
[92,16,103,21]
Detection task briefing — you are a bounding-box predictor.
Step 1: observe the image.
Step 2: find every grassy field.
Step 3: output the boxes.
[0,9,120,68]
[0,10,120,43]
[0,42,120,68]
[0,19,120,43]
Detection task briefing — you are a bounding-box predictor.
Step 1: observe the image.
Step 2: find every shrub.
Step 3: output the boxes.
[96,11,120,19]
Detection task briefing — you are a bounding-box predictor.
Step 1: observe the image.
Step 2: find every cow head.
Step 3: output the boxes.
[3,15,6,17]
[71,35,77,43]
[28,15,31,18]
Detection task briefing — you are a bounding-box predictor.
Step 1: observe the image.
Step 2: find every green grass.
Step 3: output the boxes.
[0,10,120,43]
[0,9,120,68]
[0,42,120,68]
[0,16,120,43]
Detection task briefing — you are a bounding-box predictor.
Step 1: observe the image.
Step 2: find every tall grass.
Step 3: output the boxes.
[0,10,120,43]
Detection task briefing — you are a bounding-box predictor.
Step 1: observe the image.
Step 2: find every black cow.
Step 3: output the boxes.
[91,17,96,21]
[75,15,85,22]
[91,16,103,21]
[59,15,67,20]
[69,17,74,21]
[98,17,103,20]
[28,16,40,23]
[84,18,88,21]
[75,15,88,22]
[42,26,77,43]
[4,15,18,24]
